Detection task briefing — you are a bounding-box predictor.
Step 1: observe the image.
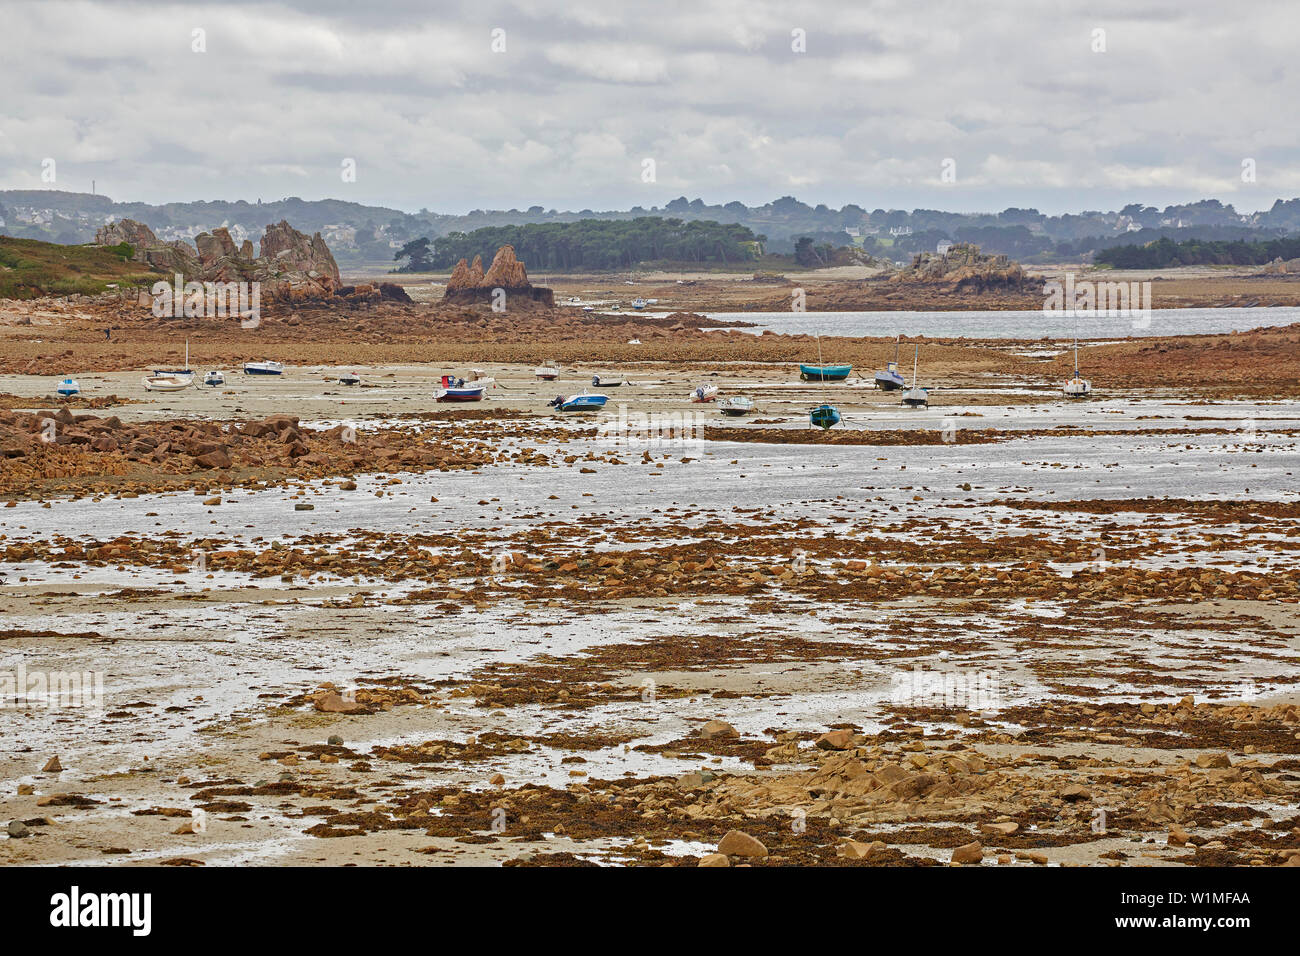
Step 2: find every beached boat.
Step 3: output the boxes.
[719,396,754,416]
[627,338,642,345]
[339,372,361,386]
[203,370,225,387]
[810,404,841,429]
[592,374,624,388]
[535,362,561,381]
[142,373,194,392]
[691,384,720,403]
[55,378,80,398]
[632,297,647,310]
[874,336,906,390]
[548,392,608,412]
[1062,336,1092,398]
[243,360,284,376]
[800,364,851,382]
[901,345,929,407]
[436,384,486,402]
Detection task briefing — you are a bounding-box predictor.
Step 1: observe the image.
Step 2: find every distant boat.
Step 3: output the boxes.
[582,306,595,312]
[339,372,361,386]
[142,373,193,392]
[691,384,720,402]
[55,378,80,398]
[719,396,754,416]
[243,360,284,376]
[810,404,841,429]
[535,362,561,381]
[800,364,851,382]
[203,370,225,387]
[874,335,906,390]
[632,297,647,310]
[548,392,608,412]
[900,345,929,407]
[627,338,642,345]
[592,374,624,387]
[1063,335,1092,398]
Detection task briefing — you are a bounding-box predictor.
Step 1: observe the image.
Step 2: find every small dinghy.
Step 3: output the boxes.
[799,363,851,382]
[548,392,608,412]
[243,360,284,376]
[592,374,624,388]
[874,336,906,390]
[900,345,929,407]
[810,404,841,429]
[535,361,561,381]
[55,378,80,398]
[690,384,720,403]
[203,370,225,387]
[143,373,194,392]
[339,372,361,386]
[719,396,754,416]
[1062,336,1092,398]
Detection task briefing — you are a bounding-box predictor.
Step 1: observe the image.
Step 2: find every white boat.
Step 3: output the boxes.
[203,370,224,387]
[632,297,647,310]
[55,378,80,397]
[143,373,194,392]
[719,396,754,416]
[591,374,624,388]
[339,372,361,386]
[1062,336,1092,398]
[691,384,720,403]
[243,361,284,376]
[900,345,929,407]
[627,338,642,345]
[535,362,561,381]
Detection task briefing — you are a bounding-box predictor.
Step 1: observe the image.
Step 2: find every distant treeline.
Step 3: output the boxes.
[399,218,763,271]
[1094,235,1300,269]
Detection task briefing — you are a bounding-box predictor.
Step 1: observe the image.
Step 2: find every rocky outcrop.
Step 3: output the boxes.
[443,245,554,307]
[94,218,344,305]
[890,243,1029,291]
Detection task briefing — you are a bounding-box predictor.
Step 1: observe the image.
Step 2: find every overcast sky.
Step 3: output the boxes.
[3,0,1297,215]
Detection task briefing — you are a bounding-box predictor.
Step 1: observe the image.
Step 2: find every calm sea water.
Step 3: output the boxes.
[701,306,1300,340]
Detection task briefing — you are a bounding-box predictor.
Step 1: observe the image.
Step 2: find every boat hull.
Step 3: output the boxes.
[800,364,851,382]
[143,376,194,392]
[810,404,841,429]
[1063,378,1092,398]
[874,371,905,390]
[557,395,608,412]
[243,362,283,375]
[436,387,485,402]
[719,398,754,416]
[901,388,929,406]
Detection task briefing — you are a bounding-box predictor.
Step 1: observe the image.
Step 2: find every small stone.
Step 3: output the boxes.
[1168,825,1190,847]
[16,785,33,796]
[1061,784,1091,802]
[7,821,30,839]
[1194,753,1231,769]
[327,735,344,746]
[294,503,315,511]
[981,821,1020,836]
[698,853,731,867]
[41,756,62,773]
[816,729,854,751]
[313,692,365,714]
[837,839,886,860]
[172,822,195,835]
[952,841,984,864]
[716,830,767,858]
[489,773,505,786]
[699,720,739,740]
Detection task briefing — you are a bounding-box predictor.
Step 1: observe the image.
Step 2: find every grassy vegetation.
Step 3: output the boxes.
[0,236,159,300]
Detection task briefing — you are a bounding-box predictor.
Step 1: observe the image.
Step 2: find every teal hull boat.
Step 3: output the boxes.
[810,404,841,429]
[800,364,851,382]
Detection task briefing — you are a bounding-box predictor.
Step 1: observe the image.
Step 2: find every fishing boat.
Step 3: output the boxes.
[799,363,852,382]
[535,361,561,381]
[339,372,361,386]
[243,360,284,376]
[436,374,485,402]
[55,378,80,398]
[548,392,608,412]
[810,404,841,429]
[719,396,754,416]
[691,384,720,403]
[874,335,906,390]
[591,374,624,388]
[1062,336,1092,398]
[900,345,929,407]
[203,370,225,387]
[631,297,647,310]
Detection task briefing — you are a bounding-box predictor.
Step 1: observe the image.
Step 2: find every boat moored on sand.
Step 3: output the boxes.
[55,378,80,398]
[203,370,225,387]
[548,392,608,412]
[691,384,720,403]
[874,336,906,390]
[243,360,284,376]
[719,396,754,416]
[800,364,851,382]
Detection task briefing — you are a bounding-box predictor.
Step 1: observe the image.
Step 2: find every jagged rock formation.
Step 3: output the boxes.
[444,245,554,307]
[94,218,343,303]
[890,243,1028,291]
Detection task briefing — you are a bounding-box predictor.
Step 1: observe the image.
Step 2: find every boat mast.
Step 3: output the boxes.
[911,344,919,388]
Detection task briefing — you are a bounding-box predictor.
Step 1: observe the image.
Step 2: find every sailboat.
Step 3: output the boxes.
[900,345,929,407]
[874,335,906,390]
[1062,335,1092,398]
[143,340,195,392]
[808,330,842,429]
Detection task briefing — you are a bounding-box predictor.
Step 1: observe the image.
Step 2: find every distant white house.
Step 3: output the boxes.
[937,239,954,254]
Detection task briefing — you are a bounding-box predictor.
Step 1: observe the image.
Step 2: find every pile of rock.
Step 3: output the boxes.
[890,243,1029,291]
[443,245,555,307]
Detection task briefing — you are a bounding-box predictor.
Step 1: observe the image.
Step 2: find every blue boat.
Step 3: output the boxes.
[55,377,80,398]
[799,364,852,382]
[548,392,608,412]
[810,404,841,429]
[874,336,906,389]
